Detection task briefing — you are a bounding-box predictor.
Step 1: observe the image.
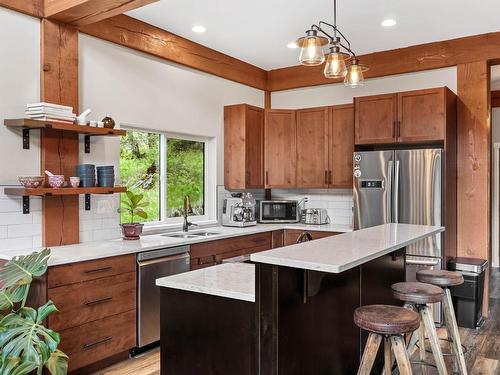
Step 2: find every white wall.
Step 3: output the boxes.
[271,67,457,109]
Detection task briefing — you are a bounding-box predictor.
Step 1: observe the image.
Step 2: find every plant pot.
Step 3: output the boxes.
[120,223,144,240]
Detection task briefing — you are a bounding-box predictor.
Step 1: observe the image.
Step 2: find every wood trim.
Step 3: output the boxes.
[268,32,500,91]
[265,91,272,109]
[79,15,268,90]
[40,19,80,247]
[0,0,44,18]
[491,90,500,108]
[457,60,491,316]
[45,0,158,27]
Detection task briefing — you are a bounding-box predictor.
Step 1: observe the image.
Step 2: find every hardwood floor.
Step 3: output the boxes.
[93,269,500,375]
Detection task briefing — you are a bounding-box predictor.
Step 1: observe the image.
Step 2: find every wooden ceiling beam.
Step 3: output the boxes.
[0,0,44,17]
[268,32,500,91]
[79,14,269,90]
[45,0,158,26]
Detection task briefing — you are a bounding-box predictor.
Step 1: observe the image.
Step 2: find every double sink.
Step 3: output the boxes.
[162,231,220,239]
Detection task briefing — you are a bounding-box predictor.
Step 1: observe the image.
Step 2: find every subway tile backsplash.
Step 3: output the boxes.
[217,185,354,226]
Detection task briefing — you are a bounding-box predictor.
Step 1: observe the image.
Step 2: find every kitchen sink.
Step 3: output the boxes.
[162,233,200,239]
[190,232,220,237]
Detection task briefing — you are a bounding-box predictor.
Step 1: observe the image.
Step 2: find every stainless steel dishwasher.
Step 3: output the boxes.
[137,246,190,349]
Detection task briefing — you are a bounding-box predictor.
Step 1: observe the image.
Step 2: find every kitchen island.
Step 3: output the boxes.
[157,223,444,374]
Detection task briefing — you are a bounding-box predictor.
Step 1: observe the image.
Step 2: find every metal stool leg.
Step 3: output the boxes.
[391,335,413,375]
[442,288,468,375]
[420,305,448,375]
[357,332,382,375]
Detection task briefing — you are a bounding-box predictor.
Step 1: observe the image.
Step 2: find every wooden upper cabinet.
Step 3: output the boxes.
[397,88,446,142]
[224,104,264,189]
[264,109,297,188]
[296,107,329,188]
[329,104,354,188]
[355,94,397,145]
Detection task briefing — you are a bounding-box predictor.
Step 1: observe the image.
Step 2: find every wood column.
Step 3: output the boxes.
[40,19,80,246]
[457,60,491,315]
[264,91,272,200]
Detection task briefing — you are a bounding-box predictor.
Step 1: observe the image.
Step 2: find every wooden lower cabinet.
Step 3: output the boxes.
[59,310,136,372]
[283,229,338,246]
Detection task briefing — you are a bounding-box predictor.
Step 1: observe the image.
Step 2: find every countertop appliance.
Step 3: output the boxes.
[222,195,257,227]
[259,200,300,223]
[353,148,443,323]
[301,208,330,225]
[137,246,190,350]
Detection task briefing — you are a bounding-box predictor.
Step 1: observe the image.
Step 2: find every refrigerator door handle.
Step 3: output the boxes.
[406,259,440,266]
[393,160,400,223]
[387,160,393,223]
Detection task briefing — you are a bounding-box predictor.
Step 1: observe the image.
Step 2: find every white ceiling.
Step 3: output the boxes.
[128,0,500,70]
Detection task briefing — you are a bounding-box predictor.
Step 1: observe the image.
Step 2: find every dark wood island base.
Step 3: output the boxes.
[160,249,405,374]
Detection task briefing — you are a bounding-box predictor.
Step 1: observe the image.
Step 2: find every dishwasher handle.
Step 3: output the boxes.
[138,252,190,267]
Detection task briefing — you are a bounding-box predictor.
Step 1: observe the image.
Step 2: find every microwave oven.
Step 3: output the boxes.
[259,200,299,223]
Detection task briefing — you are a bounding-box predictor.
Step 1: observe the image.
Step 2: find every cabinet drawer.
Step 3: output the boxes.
[190,232,272,259]
[48,272,136,331]
[59,310,136,372]
[283,230,338,246]
[48,254,135,288]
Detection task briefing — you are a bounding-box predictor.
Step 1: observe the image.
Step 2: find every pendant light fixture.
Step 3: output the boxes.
[296,0,368,87]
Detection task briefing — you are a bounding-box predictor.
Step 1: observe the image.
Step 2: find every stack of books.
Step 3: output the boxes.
[26,102,76,123]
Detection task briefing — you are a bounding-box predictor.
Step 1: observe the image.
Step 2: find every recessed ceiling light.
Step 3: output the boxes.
[381,19,397,27]
[192,25,206,33]
[287,42,298,49]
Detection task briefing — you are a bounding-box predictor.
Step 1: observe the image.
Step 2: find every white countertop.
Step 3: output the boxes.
[250,223,443,273]
[156,262,255,302]
[0,223,352,266]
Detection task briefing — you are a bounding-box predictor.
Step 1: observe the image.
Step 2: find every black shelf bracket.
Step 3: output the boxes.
[85,194,91,210]
[84,135,91,153]
[22,129,30,149]
[22,196,30,214]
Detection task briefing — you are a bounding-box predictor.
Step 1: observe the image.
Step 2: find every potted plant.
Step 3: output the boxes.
[119,191,149,240]
[0,248,68,375]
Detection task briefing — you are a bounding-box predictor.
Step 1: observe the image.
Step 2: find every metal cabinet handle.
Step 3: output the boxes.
[84,296,113,306]
[84,266,112,274]
[82,336,112,350]
[328,171,332,185]
[265,171,269,185]
[324,170,328,185]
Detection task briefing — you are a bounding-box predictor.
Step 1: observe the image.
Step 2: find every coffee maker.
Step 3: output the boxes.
[222,193,257,227]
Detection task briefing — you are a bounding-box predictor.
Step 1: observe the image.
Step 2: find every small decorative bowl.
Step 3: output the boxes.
[18,176,44,188]
[69,177,80,188]
[48,175,65,188]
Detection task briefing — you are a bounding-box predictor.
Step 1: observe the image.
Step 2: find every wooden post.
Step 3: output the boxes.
[264,91,272,200]
[40,19,80,246]
[457,60,491,316]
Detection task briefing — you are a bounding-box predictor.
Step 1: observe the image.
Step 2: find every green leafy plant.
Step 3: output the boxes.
[119,191,149,223]
[0,248,68,375]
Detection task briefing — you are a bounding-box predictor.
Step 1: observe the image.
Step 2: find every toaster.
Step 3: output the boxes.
[301,208,330,225]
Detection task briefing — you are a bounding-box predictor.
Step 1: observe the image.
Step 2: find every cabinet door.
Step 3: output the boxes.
[245,106,264,188]
[296,107,329,188]
[264,110,297,188]
[355,94,397,145]
[397,88,445,142]
[329,105,354,188]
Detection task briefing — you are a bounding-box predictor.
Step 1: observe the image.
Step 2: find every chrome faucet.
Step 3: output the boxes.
[182,195,197,232]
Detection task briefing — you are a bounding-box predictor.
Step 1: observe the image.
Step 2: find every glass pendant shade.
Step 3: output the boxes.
[323,48,349,78]
[344,59,368,87]
[297,31,328,66]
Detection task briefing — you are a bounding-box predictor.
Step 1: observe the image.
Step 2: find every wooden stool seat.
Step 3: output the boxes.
[354,305,420,335]
[392,281,444,304]
[416,269,464,287]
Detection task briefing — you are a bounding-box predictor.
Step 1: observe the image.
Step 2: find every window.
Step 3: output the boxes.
[120,128,209,226]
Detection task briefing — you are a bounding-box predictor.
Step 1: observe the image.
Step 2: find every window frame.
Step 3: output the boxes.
[120,125,216,231]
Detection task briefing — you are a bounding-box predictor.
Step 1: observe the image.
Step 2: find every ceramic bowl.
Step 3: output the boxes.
[48,175,65,188]
[18,176,44,188]
[69,177,81,188]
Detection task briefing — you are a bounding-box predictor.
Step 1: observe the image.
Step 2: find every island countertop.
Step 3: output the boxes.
[250,223,444,273]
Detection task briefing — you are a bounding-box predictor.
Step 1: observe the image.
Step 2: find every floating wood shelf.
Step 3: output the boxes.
[4,186,126,197]
[5,118,126,153]
[4,118,126,136]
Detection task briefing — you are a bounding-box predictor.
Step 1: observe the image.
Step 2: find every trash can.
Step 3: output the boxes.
[448,257,488,329]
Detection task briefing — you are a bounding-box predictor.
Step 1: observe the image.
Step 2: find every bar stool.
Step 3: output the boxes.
[354,305,420,375]
[417,270,467,375]
[392,282,448,375]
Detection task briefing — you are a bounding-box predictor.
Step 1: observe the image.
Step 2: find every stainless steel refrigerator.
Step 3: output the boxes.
[353,148,443,323]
